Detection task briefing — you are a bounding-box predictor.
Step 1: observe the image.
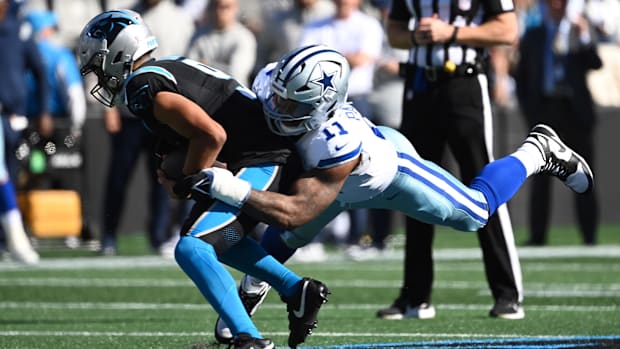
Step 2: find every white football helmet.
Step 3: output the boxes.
[77,9,158,107]
[264,44,350,136]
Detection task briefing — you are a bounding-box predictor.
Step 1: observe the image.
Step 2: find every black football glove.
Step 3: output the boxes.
[173,170,212,200]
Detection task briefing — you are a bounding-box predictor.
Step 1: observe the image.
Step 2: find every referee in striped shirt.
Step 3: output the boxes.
[378,0,523,319]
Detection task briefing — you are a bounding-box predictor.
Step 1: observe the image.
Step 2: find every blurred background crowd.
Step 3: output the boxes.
[0,0,618,264]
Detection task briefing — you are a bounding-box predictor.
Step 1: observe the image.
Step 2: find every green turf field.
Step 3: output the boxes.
[1,226,619,348]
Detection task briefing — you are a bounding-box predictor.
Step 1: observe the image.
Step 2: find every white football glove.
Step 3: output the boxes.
[191,167,251,208]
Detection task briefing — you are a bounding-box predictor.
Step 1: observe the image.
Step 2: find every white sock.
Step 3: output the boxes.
[1,209,39,264]
[1,209,29,244]
[511,141,544,177]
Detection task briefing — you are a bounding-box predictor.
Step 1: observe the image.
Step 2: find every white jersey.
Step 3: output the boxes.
[253,64,399,203]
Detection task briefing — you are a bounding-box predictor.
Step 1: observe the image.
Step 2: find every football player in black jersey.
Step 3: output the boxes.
[78,10,328,349]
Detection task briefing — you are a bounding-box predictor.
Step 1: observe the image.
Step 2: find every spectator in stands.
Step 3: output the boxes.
[186,0,257,87]
[175,0,209,25]
[234,0,291,38]
[24,10,86,160]
[0,0,43,264]
[256,0,335,74]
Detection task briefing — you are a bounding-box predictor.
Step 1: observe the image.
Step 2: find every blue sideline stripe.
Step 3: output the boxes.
[303,335,620,349]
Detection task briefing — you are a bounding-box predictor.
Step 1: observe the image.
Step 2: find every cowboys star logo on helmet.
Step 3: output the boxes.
[312,70,336,95]
[263,44,351,136]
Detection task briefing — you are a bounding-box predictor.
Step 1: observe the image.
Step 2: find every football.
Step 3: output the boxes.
[160,146,186,180]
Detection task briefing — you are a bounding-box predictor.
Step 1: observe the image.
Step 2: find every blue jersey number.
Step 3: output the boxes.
[322,121,348,141]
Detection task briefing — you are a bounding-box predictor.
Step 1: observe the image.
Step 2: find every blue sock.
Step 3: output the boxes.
[219,236,302,298]
[260,226,297,263]
[470,155,527,216]
[0,180,18,213]
[174,236,261,338]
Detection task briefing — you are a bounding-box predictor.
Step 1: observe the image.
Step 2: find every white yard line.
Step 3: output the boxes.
[1,277,619,297]
[0,301,616,312]
[1,245,619,271]
[0,330,588,338]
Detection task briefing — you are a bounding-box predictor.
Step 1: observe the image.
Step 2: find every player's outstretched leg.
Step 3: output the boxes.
[525,124,593,193]
[471,123,594,217]
[215,274,272,344]
[283,277,330,348]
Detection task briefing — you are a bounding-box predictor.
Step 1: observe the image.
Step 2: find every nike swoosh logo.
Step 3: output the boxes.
[293,281,309,318]
[335,144,346,151]
[546,137,572,162]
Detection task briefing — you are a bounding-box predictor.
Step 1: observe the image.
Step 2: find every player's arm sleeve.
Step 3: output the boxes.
[314,120,363,170]
[316,141,362,170]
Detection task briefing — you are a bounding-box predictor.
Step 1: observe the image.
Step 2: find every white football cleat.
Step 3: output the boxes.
[525,124,593,193]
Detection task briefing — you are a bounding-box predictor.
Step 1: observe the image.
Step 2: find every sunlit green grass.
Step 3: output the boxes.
[1,225,618,348]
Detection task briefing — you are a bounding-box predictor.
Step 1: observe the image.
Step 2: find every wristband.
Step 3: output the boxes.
[207,167,251,208]
[448,26,459,44]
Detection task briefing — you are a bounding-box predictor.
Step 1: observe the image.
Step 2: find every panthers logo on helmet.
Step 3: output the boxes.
[78,9,158,107]
[87,12,138,42]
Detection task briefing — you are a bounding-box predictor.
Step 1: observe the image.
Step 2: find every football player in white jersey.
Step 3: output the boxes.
[191,44,594,344]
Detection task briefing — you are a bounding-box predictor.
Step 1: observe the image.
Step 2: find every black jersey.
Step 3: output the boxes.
[123,56,294,171]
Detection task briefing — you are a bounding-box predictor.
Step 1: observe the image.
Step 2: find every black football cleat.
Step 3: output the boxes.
[232,333,274,349]
[283,277,330,348]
